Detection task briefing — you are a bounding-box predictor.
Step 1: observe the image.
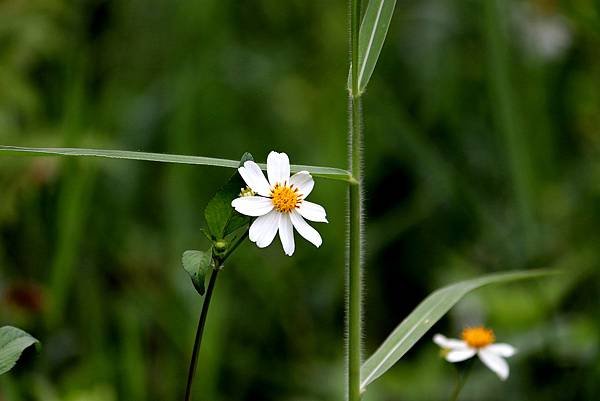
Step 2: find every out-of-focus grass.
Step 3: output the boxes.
[1,0,600,400]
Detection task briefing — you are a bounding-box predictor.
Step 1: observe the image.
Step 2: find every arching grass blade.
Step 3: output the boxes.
[0,145,353,182]
[360,269,556,391]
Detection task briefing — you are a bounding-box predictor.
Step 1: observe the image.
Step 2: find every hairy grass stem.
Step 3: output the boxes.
[348,1,364,400]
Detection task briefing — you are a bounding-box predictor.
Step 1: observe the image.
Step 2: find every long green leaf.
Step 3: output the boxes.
[0,146,353,182]
[0,326,39,375]
[360,269,555,390]
[355,0,397,94]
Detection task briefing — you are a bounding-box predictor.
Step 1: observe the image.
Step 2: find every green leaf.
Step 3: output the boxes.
[205,180,247,239]
[182,250,212,296]
[352,0,397,94]
[0,326,39,375]
[223,210,250,237]
[0,146,353,182]
[360,269,556,391]
[205,153,253,240]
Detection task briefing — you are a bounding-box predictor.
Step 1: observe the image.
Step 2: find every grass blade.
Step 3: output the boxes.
[355,0,397,94]
[360,269,556,390]
[0,145,353,182]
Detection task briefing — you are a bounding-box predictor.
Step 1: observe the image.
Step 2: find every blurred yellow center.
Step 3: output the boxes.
[271,184,300,213]
[461,327,495,348]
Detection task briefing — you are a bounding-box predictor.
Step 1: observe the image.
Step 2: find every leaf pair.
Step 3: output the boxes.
[0,326,39,375]
[182,153,254,295]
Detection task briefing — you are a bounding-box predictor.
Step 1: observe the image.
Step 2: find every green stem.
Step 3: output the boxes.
[348,1,363,400]
[348,181,362,401]
[183,268,220,401]
[222,230,249,263]
[482,0,536,252]
[448,359,475,401]
[182,227,247,401]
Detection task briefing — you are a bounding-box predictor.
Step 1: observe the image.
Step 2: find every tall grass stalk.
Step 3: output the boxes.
[483,0,536,252]
[348,0,364,400]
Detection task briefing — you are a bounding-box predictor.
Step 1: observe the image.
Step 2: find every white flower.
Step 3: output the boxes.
[513,3,571,61]
[433,326,517,381]
[231,151,328,256]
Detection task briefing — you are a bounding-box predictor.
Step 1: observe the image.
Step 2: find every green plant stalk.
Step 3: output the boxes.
[0,375,23,401]
[183,229,247,401]
[184,268,220,401]
[482,0,536,251]
[348,179,362,401]
[448,359,475,401]
[348,0,363,400]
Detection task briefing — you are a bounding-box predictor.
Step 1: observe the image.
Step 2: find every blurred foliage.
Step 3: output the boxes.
[0,0,599,400]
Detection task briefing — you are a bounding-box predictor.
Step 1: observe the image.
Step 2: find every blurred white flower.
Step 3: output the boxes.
[513,2,572,61]
[434,326,516,380]
[231,151,328,256]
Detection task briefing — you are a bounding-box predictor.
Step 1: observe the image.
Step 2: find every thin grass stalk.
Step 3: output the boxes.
[483,0,536,252]
[448,359,475,401]
[348,0,363,400]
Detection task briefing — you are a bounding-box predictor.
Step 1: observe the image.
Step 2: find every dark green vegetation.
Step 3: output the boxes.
[1,0,599,400]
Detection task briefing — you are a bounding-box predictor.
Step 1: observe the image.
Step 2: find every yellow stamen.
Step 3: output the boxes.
[271,184,300,213]
[461,326,495,348]
[239,186,256,197]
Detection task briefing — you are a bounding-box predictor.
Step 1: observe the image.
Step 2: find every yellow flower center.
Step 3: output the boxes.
[461,326,495,348]
[271,184,300,213]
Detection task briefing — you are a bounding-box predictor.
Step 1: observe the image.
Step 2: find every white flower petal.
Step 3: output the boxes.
[289,171,314,198]
[433,334,469,350]
[238,161,271,196]
[231,196,273,217]
[290,211,322,247]
[446,348,476,362]
[278,213,295,256]
[478,349,510,380]
[486,343,517,358]
[298,201,328,223]
[249,210,279,248]
[267,151,290,186]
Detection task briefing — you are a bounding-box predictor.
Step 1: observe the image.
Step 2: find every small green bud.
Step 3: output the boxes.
[214,240,227,253]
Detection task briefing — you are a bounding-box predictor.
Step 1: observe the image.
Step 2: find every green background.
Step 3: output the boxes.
[1,0,599,400]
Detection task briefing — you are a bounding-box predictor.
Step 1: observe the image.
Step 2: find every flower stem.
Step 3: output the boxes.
[448,359,475,401]
[348,1,363,400]
[182,227,248,401]
[224,230,249,261]
[183,267,220,401]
